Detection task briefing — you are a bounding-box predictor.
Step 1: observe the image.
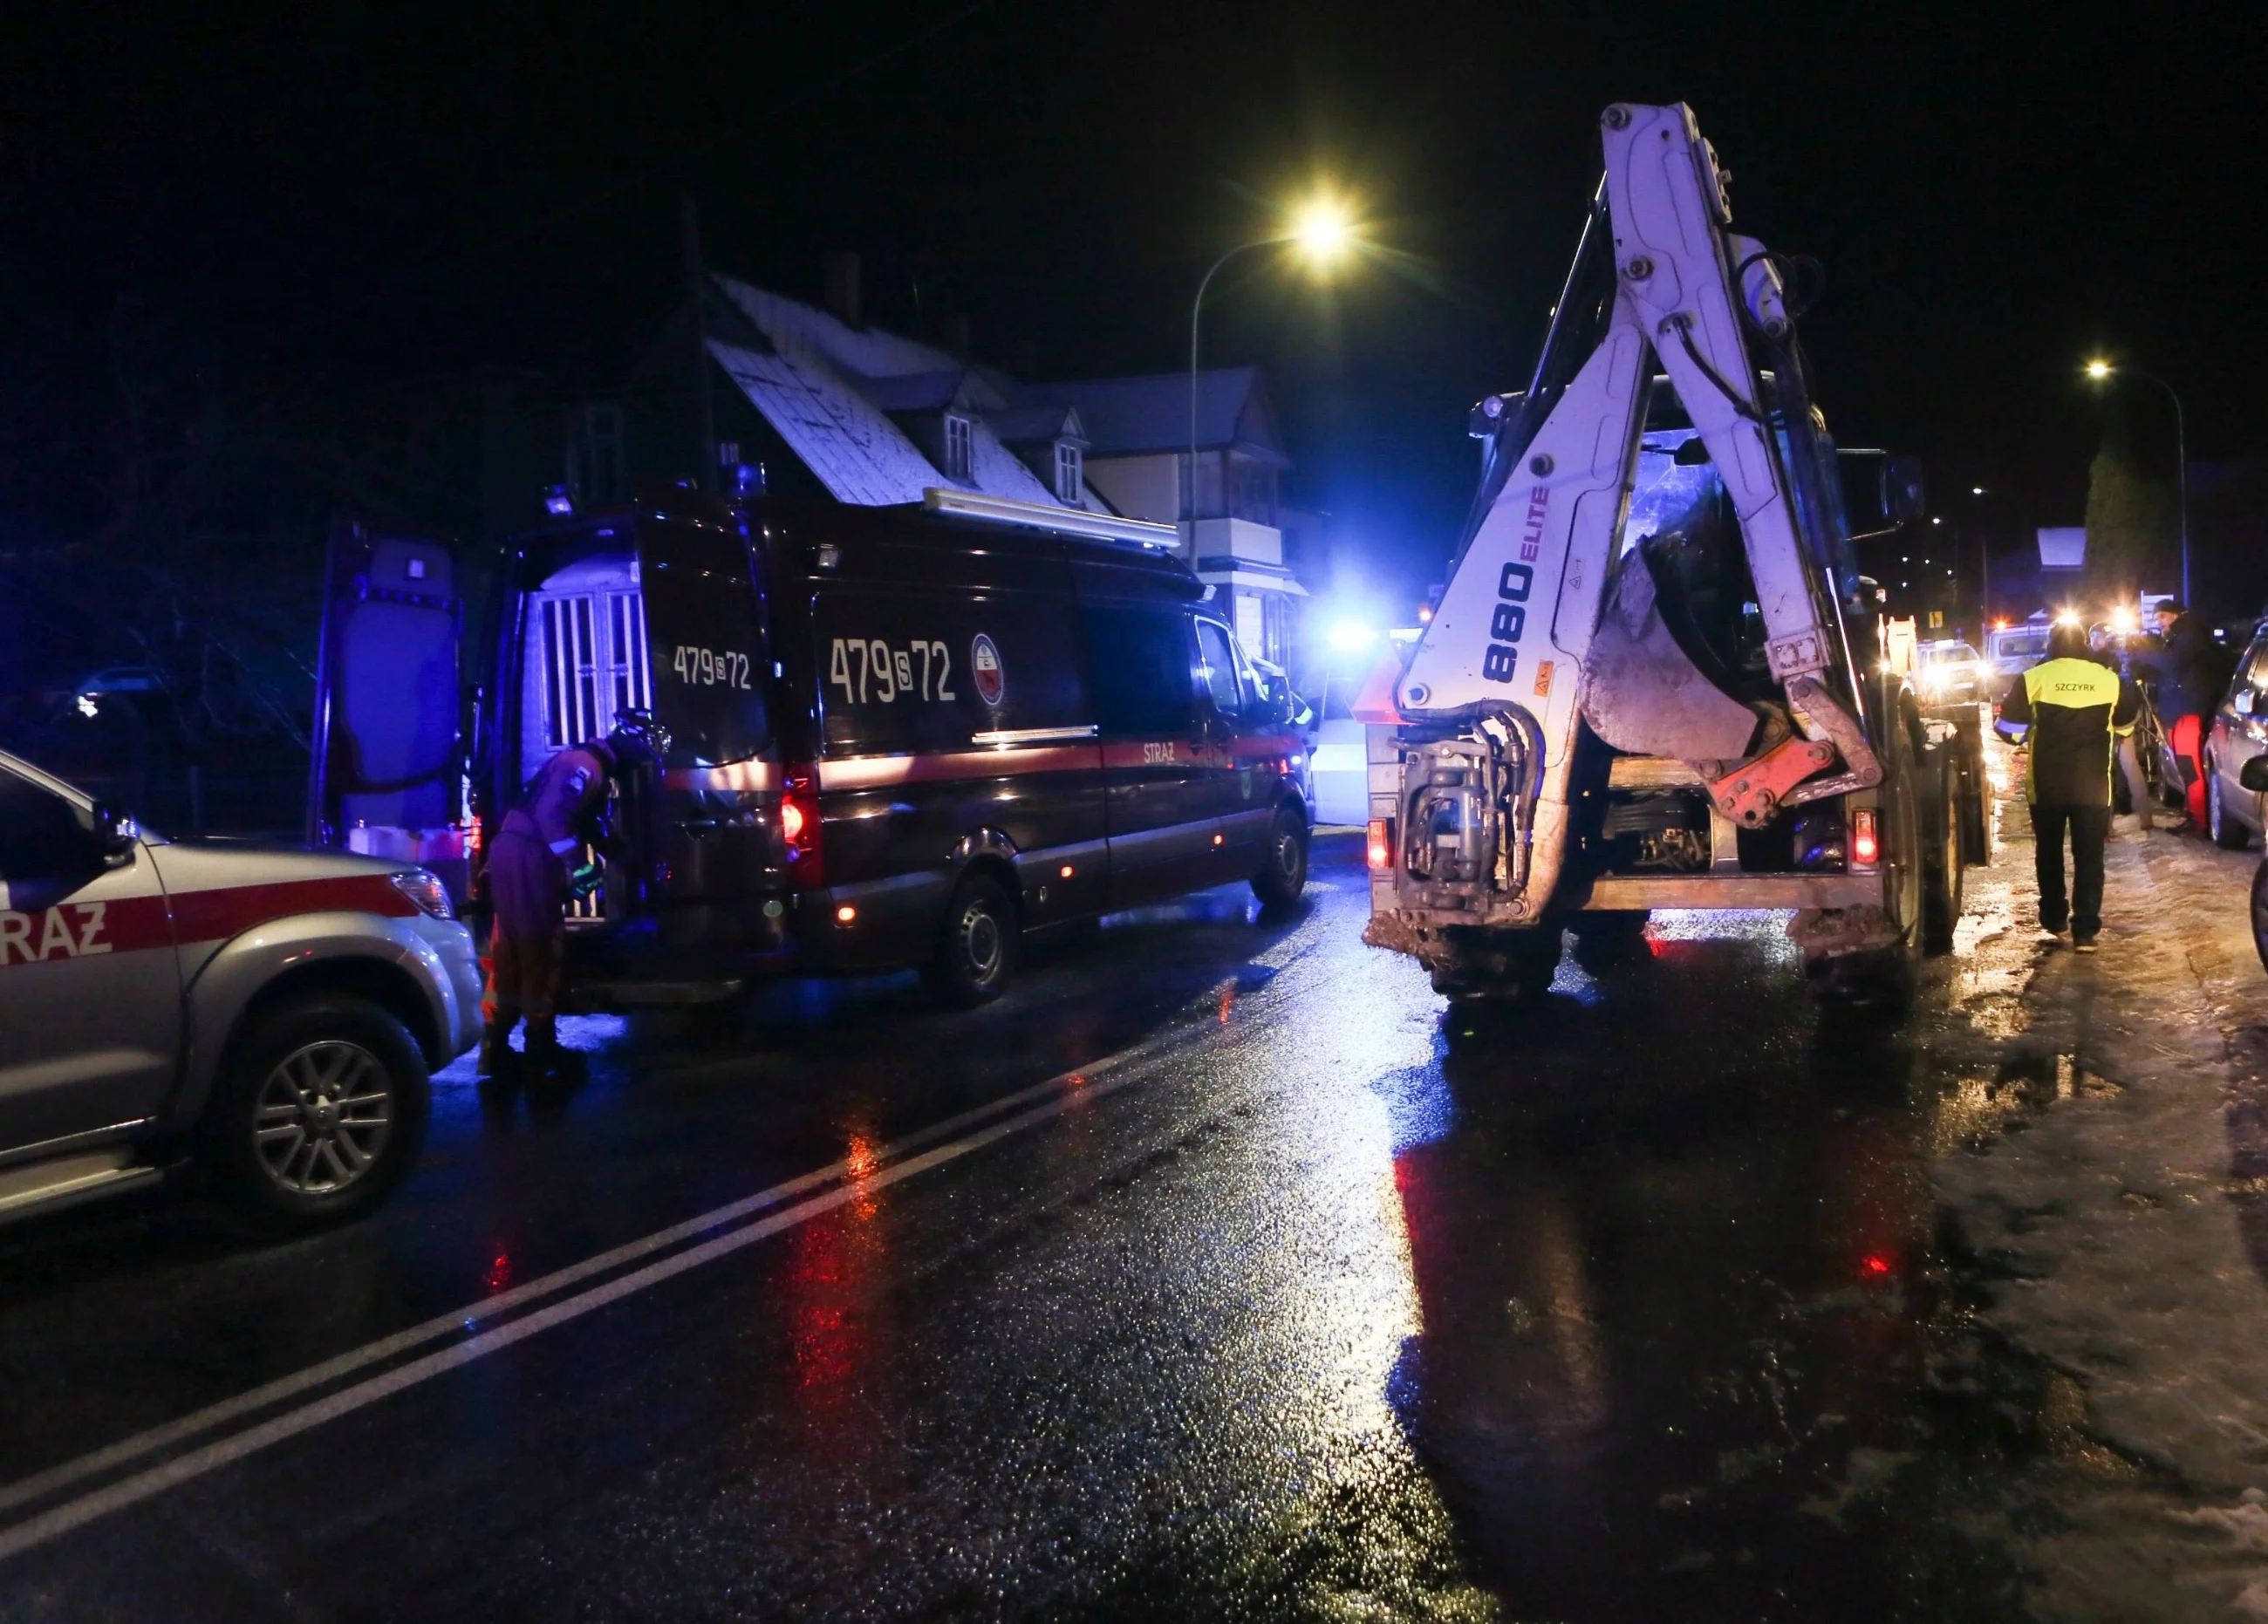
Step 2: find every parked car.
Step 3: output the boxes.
[0,748,481,1229]
[2205,628,2268,849]
[308,489,1314,1009]
[1916,638,1988,706]
[1986,619,2053,699]
[2241,755,2268,973]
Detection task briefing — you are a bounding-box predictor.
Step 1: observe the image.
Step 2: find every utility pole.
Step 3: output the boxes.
[681,194,716,486]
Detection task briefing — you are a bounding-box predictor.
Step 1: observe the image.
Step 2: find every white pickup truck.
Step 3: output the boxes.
[0,748,482,1229]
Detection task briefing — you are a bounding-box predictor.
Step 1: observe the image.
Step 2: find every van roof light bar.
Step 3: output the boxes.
[921,488,1180,551]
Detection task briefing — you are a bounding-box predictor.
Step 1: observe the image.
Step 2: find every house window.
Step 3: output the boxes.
[567,401,627,506]
[943,414,973,481]
[1230,454,1277,525]
[1054,441,1083,504]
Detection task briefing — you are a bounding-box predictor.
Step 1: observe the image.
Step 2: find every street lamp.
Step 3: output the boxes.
[2084,358,2189,605]
[1189,194,1358,520]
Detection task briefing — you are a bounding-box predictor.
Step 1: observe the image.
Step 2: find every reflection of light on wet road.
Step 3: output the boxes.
[1643,908,1801,965]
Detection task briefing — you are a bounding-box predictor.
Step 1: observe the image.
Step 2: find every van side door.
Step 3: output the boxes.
[1083,605,1211,908]
[0,765,181,1157]
[1190,617,1278,872]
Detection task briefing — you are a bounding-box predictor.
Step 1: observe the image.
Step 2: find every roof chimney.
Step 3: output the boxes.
[941,312,971,360]
[820,251,861,328]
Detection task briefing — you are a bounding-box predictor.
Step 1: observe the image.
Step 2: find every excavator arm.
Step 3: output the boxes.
[1390,101,1882,923]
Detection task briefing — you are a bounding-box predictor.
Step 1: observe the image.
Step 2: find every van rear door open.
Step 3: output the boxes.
[307,519,465,886]
[637,515,770,770]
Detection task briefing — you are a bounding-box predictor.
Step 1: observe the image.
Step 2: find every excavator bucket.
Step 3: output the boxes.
[1578,546,1761,764]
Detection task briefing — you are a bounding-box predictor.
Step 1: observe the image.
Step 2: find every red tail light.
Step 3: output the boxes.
[781,765,824,888]
[1851,807,1880,868]
[1366,818,1394,872]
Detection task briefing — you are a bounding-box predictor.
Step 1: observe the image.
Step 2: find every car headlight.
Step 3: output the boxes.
[390,870,455,919]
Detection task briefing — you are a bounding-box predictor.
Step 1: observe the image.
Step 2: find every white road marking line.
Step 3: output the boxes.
[0,1057,1170,1563]
[0,1044,1151,1525]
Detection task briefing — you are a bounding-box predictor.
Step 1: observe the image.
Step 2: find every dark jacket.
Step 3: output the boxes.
[2160,615,2230,720]
[1998,657,2141,806]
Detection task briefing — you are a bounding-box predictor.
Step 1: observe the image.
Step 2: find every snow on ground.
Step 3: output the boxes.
[1929,754,2268,1620]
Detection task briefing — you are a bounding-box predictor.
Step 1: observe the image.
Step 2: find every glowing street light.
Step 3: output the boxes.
[1290,198,1354,268]
[1191,191,1364,495]
[2083,356,2189,605]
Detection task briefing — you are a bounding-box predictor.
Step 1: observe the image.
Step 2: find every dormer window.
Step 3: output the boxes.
[943,414,973,481]
[1055,441,1083,504]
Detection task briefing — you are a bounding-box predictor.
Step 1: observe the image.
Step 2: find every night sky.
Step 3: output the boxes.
[5,3,2258,609]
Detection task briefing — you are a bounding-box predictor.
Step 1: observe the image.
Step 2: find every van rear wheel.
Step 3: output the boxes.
[923,874,1018,1006]
[1251,807,1308,909]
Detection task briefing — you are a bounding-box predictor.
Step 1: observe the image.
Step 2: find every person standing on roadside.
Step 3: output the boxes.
[2157,608,2230,829]
[1995,622,2141,952]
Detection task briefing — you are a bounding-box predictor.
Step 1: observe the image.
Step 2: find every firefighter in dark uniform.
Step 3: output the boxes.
[480,713,665,1074]
[1996,622,2140,952]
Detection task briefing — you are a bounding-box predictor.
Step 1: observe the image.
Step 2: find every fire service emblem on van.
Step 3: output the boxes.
[971,635,1006,706]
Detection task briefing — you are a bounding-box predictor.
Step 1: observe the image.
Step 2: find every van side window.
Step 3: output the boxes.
[1082,607,1198,737]
[816,590,1090,755]
[1192,619,1242,720]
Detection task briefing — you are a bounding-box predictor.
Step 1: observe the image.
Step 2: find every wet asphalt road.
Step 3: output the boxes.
[0,832,2045,1621]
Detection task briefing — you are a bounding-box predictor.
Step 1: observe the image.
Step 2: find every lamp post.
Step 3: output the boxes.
[1188,199,1355,526]
[2085,358,2189,608]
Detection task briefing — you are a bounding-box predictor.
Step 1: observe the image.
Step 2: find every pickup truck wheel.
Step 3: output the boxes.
[922,874,1017,1006]
[208,995,430,1231]
[1250,808,1309,909]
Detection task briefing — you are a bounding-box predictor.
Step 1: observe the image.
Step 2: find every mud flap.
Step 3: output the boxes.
[1579,548,1760,763]
[1787,904,1900,959]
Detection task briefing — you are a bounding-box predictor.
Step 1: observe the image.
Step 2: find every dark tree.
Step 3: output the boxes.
[2080,414,2176,605]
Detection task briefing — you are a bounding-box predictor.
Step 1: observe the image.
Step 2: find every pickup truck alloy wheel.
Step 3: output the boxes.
[254,1041,393,1196]
[209,994,431,1229]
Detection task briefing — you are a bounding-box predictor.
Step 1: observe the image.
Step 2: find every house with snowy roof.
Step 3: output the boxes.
[688,260,1307,665]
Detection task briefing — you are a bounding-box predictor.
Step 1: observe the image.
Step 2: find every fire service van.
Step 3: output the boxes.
[308,488,1314,1006]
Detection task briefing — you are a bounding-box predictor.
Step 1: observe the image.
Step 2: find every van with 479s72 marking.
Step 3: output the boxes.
[308,488,1314,1006]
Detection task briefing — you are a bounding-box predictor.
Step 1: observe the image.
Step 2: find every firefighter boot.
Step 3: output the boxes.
[477,1017,518,1078]
[523,1015,579,1089]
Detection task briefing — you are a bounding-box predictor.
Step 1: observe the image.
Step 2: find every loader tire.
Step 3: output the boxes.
[1568,911,1650,975]
[1809,688,1925,1015]
[1429,929,1561,1002]
[1922,740,1963,956]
